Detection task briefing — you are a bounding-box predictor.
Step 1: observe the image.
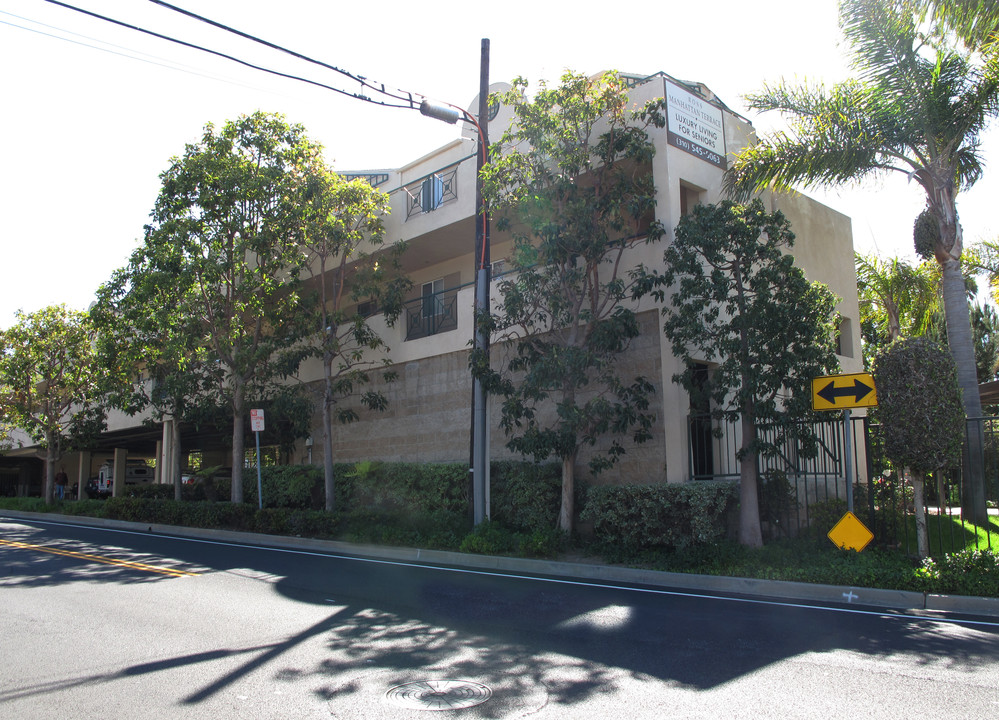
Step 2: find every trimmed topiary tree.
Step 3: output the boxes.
[873,337,965,558]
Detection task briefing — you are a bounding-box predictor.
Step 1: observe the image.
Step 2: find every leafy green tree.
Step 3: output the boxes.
[873,336,965,557]
[727,0,999,523]
[300,168,409,511]
[0,306,104,503]
[478,71,666,532]
[92,248,216,500]
[142,111,318,503]
[641,200,840,547]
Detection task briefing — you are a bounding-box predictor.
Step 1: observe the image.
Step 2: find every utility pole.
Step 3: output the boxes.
[418,39,492,525]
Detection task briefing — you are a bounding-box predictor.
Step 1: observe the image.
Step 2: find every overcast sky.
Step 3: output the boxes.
[3,0,998,328]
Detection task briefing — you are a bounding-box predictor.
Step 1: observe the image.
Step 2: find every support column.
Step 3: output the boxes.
[154,441,163,484]
[76,451,91,501]
[160,416,175,487]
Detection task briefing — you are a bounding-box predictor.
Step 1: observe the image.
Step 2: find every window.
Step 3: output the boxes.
[422,278,445,318]
[357,299,378,317]
[421,175,444,213]
[244,445,280,468]
[689,363,714,479]
[405,272,460,340]
[680,182,703,216]
[836,317,854,357]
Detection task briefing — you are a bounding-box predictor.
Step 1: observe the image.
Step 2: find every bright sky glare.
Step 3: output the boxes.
[2,0,998,329]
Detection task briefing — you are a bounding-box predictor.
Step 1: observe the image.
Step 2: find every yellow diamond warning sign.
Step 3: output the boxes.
[827,511,874,552]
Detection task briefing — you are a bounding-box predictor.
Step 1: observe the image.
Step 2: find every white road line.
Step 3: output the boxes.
[6,515,999,629]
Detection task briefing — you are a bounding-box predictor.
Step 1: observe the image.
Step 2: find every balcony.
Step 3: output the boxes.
[404,286,459,341]
[404,166,459,219]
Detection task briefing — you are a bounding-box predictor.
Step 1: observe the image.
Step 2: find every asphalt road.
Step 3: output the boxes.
[2,516,999,719]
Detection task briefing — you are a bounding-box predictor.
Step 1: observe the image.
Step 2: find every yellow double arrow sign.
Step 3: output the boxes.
[811,372,878,411]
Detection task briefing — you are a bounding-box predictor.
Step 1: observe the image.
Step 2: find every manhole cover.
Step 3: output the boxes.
[385,680,492,711]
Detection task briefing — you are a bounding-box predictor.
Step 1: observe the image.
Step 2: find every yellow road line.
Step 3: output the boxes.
[0,538,199,577]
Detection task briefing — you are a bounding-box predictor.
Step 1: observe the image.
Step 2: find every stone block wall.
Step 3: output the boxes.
[317,310,668,485]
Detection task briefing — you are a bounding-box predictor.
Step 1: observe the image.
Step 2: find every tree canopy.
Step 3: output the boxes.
[727,0,999,523]
[299,167,408,511]
[0,305,103,502]
[873,335,965,556]
[141,111,321,502]
[479,71,666,532]
[640,200,840,547]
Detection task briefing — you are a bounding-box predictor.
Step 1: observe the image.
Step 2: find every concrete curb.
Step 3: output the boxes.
[3,509,997,619]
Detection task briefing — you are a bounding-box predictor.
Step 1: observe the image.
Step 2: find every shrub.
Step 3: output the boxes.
[918,549,999,597]
[489,461,561,533]
[123,484,176,500]
[458,520,565,558]
[339,507,465,548]
[242,465,328,510]
[805,498,848,541]
[347,462,468,517]
[581,481,738,553]
[758,470,796,540]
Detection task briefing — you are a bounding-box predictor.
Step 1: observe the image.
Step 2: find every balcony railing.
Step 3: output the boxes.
[404,288,459,340]
[404,166,459,219]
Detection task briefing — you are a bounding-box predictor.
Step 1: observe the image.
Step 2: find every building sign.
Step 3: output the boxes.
[664,78,726,169]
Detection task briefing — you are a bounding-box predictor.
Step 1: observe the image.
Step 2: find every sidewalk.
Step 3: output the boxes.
[4,508,999,619]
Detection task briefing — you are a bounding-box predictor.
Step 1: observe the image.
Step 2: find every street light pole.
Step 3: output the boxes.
[419,39,491,525]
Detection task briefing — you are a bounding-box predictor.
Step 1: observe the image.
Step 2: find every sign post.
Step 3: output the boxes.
[811,373,877,550]
[250,409,265,510]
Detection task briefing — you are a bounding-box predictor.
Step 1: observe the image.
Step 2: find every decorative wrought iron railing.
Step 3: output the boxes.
[404,166,459,219]
[404,287,459,340]
[687,412,999,552]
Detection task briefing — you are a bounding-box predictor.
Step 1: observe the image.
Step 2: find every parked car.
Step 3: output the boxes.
[85,460,154,499]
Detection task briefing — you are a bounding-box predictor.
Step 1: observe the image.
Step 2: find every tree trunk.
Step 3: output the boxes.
[557,452,576,533]
[231,380,245,504]
[738,413,764,548]
[939,257,988,525]
[323,365,336,512]
[911,470,929,559]
[44,430,56,505]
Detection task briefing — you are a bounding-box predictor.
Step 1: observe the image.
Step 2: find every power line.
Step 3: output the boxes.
[0,12,274,92]
[40,0,421,111]
[145,0,424,109]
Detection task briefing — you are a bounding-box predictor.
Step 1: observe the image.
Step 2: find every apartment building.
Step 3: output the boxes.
[292,71,863,487]
[3,71,863,496]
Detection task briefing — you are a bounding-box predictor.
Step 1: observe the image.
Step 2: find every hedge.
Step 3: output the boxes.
[582,481,738,552]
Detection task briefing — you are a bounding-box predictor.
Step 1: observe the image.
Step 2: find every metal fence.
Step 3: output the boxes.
[689,413,999,554]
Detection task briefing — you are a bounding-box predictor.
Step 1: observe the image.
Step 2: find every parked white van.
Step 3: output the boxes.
[85,460,154,498]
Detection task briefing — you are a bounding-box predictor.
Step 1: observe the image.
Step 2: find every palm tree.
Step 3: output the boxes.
[910,0,999,49]
[856,252,937,346]
[727,0,999,523]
